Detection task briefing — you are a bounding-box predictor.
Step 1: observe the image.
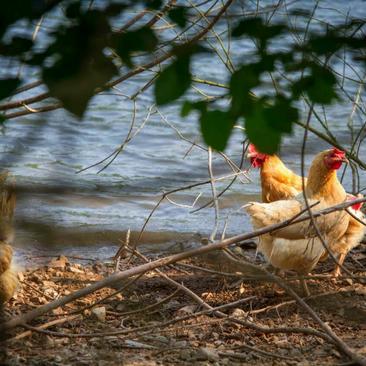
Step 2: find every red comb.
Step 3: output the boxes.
[332,147,345,156]
[248,144,257,153]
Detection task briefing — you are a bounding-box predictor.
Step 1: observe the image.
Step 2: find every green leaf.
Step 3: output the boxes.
[155,56,191,105]
[0,114,5,124]
[0,78,20,101]
[292,65,338,104]
[168,7,188,28]
[245,102,282,154]
[200,110,234,151]
[229,65,259,116]
[307,34,343,55]
[263,95,297,133]
[232,18,263,38]
[112,27,158,67]
[181,100,207,117]
[232,17,286,47]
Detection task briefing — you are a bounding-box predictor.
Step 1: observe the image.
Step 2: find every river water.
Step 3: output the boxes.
[1,0,366,265]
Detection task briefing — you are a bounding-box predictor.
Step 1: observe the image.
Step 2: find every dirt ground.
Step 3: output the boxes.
[1,243,366,366]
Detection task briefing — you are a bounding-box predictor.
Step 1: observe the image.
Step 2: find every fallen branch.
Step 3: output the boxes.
[2,198,366,364]
[2,197,365,332]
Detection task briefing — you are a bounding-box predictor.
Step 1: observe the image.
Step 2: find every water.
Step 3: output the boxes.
[1,0,366,265]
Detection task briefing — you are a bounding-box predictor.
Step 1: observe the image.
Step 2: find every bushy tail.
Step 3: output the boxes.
[0,265,18,304]
[0,172,16,245]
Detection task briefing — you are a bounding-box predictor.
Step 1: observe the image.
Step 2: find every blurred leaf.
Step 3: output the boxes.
[155,56,191,105]
[181,100,207,117]
[245,103,282,154]
[105,3,127,17]
[307,34,343,55]
[65,2,81,18]
[0,115,5,124]
[0,37,33,56]
[168,7,188,27]
[232,17,286,49]
[264,95,297,133]
[292,65,338,104]
[42,10,116,117]
[43,54,117,117]
[200,110,234,151]
[230,65,260,116]
[0,78,20,101]
[232,17,263,37]
[0,0,60,36]
[112,27,158,67]
[143,0,162,9]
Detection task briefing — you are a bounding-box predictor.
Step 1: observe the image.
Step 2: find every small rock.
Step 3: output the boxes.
[345,278,353,286]
[17,272,24,282]
[69,266,84,274]
[49,255,69,269]
[45,335,54,346]
[91,306,106,322]
[231,308,246,318]
[194,347,219,362]
[176,305,197,316]
[115,303,126,312]
[179,349,192,361]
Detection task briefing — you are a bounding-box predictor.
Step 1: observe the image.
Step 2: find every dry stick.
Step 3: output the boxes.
[115,228,131,269]
[208,147,219,242]
[8,315,81,341]
[50,272,146,318]
[4,199,366,330]
[2,201,366,363]
[4,103,62,119]
[14,298,255,339]
[192,142,248,213]
[117,288,181,317]
[131,171,248,247]
[219,346,295,362]
[129,247,333,351]
[126,246,214,310]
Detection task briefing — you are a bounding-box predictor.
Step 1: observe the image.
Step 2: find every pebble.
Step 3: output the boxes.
[91,306,106,322]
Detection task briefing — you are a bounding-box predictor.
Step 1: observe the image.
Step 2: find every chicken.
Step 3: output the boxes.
[248,145,365,278]
[247,144,306,202]
[0,172,17,304]
[247,145,324,284]
[246,148,351,292]
[328,194,365,277]
[246,148,349,244]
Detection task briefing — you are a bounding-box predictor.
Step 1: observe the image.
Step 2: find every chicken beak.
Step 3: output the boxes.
[342,156,349,164]
[247,152,256,158]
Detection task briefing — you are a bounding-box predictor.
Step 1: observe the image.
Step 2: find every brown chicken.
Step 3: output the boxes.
[247,145,324,288]
[247,144,306,202]
[249,144,362,205]
[0,172,17,304]
[246,148,351,288]
[248,145,365,277]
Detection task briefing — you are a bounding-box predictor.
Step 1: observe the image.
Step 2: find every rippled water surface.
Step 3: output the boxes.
[2,0,366,264]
